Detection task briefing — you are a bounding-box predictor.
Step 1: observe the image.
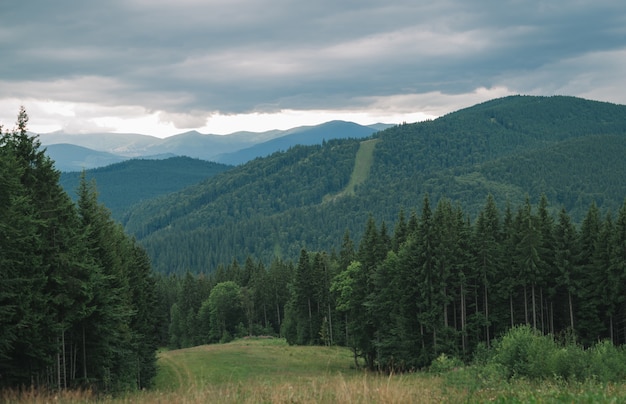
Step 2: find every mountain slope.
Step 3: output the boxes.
[60,157,233,220]
[214,121,381,165]
[46,143,128,172]
[121,96,626,273]
[39,132,162,155]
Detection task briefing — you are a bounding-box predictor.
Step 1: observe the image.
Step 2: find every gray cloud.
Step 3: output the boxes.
[1,0,625,123]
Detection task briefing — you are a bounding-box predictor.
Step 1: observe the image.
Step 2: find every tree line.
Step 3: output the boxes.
[0,109,158,391]
[158,191,626,372]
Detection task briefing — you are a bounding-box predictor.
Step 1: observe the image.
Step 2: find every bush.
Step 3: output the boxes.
[492,325,557,380]
[487,326,626,383]
[548,345,588,382]
[586,340,626,383]
[429,353,464,374]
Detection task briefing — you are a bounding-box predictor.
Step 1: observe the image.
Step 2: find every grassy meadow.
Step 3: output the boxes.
[4,337,626,403]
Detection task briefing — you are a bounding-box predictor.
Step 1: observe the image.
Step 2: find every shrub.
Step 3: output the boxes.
[548,345,588,382]
[429,353,464,374]
[586,340,626,383]
[488,326,626,383]
[491,325,557,380]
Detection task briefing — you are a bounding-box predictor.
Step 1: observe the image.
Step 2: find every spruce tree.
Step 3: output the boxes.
[554,207,579,334]
[612,200,626,344]
[472,194,502,345]
[576,202,604,345]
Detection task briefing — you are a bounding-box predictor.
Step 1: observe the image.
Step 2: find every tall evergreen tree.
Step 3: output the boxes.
[1,109,95,388]
[554,207,579,334]
[575,202,604,345]
[612,200,626,344]
[596,213,617,342]
[472,194,502,345]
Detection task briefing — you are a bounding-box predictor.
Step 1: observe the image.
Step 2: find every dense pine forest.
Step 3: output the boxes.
[157,193,626,371]
[122,95,626,273]
[60,157,232,220]
[0,109,158,391]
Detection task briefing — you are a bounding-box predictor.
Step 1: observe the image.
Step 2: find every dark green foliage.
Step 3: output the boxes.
[0,109,158,391]
[488,325,626,383]
[204,281,244,343]
[325,196,626,372]
[60,157,232,220]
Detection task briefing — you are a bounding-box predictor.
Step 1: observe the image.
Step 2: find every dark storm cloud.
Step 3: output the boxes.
[1,0,625,116]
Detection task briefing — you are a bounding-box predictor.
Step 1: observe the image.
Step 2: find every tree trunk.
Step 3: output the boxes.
[509,293,514,327]
[345,313,349,345]
[539,286,545,335]
[82,325,87,380]
[443,285,449,328]
[327,303,333,345]
[568,291,574,331]
[530,283,537,330]
[453,300,458,331]
[275,303,281,336]
[484,282,490,347]
[62,329,67,389]
[460,284,466,355]
[57,335,61,390]
[307,297,313,342]
[524,284,529,325]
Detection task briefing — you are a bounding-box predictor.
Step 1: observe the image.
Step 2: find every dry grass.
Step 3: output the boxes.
[5,338,626,403]
[119,373,455,404]
[6,376,626,404]
[0,374,456,404]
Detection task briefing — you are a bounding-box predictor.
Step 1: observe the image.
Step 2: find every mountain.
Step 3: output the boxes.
[60,157,233,220]
[39,132,162,155]
[120,95,626,273]
[45,143,128,172]
[40,121,386,169]
[213,120,381,165]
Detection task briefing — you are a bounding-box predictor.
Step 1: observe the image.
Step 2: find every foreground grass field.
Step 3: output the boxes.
[4,337,626,403]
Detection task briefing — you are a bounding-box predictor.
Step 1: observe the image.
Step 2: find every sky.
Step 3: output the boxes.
[1,0,625,138]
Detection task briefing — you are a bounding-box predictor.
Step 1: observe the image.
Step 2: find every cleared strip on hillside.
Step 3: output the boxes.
[323,138,380,203]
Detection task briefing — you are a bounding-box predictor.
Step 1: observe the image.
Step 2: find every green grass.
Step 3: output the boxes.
[154,337,354,391]
[324,138,380,203]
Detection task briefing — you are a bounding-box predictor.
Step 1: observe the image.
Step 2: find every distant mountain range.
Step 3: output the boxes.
[40,121,391,171]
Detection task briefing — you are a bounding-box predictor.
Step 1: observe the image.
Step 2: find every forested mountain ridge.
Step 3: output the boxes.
[123,95,626,273]
[60,157,233,220]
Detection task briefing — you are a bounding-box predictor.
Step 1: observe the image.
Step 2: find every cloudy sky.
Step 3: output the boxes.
[1,0,625,137]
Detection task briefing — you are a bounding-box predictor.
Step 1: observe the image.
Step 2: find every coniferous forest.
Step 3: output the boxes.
[159,193,626,373]
[0,109,158,391]
[3,97,626,392]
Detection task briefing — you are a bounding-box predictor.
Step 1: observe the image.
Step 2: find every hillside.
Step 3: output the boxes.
[60,157,233,220]
[122,95,626,273]
[46,143,128,171]
[41,121,385,168]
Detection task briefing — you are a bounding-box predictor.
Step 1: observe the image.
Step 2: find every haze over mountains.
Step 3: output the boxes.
[42,121,389,171]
